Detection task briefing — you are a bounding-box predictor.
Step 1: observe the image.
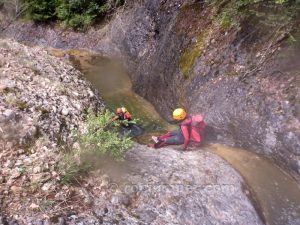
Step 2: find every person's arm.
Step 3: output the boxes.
[181,125,189,150]
[180,117,192,150]
[111,115,119,122]
[124,112,132,121]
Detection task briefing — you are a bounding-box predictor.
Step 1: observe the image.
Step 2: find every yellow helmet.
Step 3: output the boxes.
[116,107,127,114]
[173,108,187,121]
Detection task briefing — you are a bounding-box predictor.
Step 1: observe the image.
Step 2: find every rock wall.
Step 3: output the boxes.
[106,0,300,180]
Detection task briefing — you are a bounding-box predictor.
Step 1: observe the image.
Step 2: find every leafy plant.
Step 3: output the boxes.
[60,109,133,184]
[56,0,105,30]
[60,152,92,184]
[23,0,124,29]
[24,0,57,22]
[79,110,133,157]
[206,0,300,30]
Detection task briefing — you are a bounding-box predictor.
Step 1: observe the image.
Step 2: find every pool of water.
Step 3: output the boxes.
[48,48,300,225]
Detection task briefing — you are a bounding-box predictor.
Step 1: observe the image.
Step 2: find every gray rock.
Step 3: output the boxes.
[14,160,23,167]
[61,107,69,116]
[58,217,66,225]
[4,160,14,169]
[2,109,15,119]
[89,144,263,225]
[32,166,42,174]
[0,39,104,150]
[10,170,21,179]
[111,193,130,206]
[41,182,52,192]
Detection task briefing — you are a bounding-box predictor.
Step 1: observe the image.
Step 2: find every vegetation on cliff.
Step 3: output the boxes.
[207,0,300,30]
[178,0,300,78]
[0,0,124,29]
[61,110,133,184]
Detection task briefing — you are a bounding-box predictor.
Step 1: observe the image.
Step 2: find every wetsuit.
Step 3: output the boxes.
[154,115,204,149]
[117,112,132,122]
[117,112,143,137]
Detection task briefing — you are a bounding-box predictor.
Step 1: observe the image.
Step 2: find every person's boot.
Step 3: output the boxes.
[154,140,167,148]
[147,140,167,149]
[147,143,156,148]
[151,136,159,143]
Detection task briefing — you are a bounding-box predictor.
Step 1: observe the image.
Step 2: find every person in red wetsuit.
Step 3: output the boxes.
[149,108,205,150]
[113,107,143,137]
[113,107,132,122]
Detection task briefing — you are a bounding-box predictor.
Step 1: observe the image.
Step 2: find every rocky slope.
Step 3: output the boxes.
[0,39,103,144]
[0,39,104,222]
[2,0,299,181]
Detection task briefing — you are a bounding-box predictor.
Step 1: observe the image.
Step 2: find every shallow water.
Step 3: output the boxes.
[51,48,176,143]
[209,144,300,225]
[49,48,300,225]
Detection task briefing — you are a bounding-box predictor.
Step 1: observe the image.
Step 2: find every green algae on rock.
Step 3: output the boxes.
[179,31,208,79]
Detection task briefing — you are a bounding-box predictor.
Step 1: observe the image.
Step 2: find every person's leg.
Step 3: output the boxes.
[153,141,168,148]
[149,130,183,149]
[158,130,179,140]
[119,126,130,136]
[148,141,167,148]
[164,131,184,145]
[158,132,172,140]
[129,124,143,137]
[152,130,177,143]
[150,131,184,148]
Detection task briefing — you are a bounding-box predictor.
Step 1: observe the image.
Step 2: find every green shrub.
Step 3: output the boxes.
[79,110,133,159]
[23,0,124,29]
[206,0,300,30]
[60,153,92,184]
[60,110,133,184]
[56,0,109,30]
[24,0,57,22]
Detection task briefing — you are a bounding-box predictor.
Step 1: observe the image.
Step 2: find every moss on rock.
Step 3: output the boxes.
[179,31,208,79]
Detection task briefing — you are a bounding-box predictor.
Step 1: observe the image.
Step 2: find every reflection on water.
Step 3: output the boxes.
[48,48,300,225]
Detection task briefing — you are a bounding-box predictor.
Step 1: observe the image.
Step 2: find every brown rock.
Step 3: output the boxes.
[10,185,22,193]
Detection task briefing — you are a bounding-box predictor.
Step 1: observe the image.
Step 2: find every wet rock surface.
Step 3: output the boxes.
[1,0,300,223]
[106,1,300,181]
[0,142,264,224]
